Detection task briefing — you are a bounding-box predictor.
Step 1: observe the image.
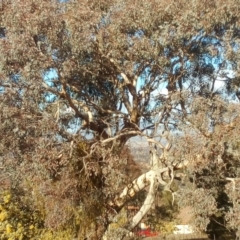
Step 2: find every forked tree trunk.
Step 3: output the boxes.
[102,146,171,239]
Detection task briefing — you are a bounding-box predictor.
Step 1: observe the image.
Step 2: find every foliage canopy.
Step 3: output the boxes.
[1,0,240,239]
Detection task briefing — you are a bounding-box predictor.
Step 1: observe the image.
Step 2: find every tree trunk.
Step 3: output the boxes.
[102,146,171,239]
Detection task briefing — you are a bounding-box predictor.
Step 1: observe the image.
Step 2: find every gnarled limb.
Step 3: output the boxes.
[104,167,170,239]
[129,170,158,229]
[109,168,169,208]
[103,135,190,239]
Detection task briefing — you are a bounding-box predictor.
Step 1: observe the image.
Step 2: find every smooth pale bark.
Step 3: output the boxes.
[110,167,169,207]
[103,146,189,239]
[102,171,157,239]
[103,168,170,239]
[129,170,158,229]
[102,141,192,240]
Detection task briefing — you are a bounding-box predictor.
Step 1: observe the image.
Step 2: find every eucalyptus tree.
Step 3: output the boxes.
[1,0,240,239]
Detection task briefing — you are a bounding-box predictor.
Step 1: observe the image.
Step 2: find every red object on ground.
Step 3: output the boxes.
[136,228,159,237]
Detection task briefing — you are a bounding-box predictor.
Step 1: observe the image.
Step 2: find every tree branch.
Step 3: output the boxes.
[42,81,109,139]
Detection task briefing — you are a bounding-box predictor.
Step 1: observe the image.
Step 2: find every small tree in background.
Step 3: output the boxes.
[1,0,240,239]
